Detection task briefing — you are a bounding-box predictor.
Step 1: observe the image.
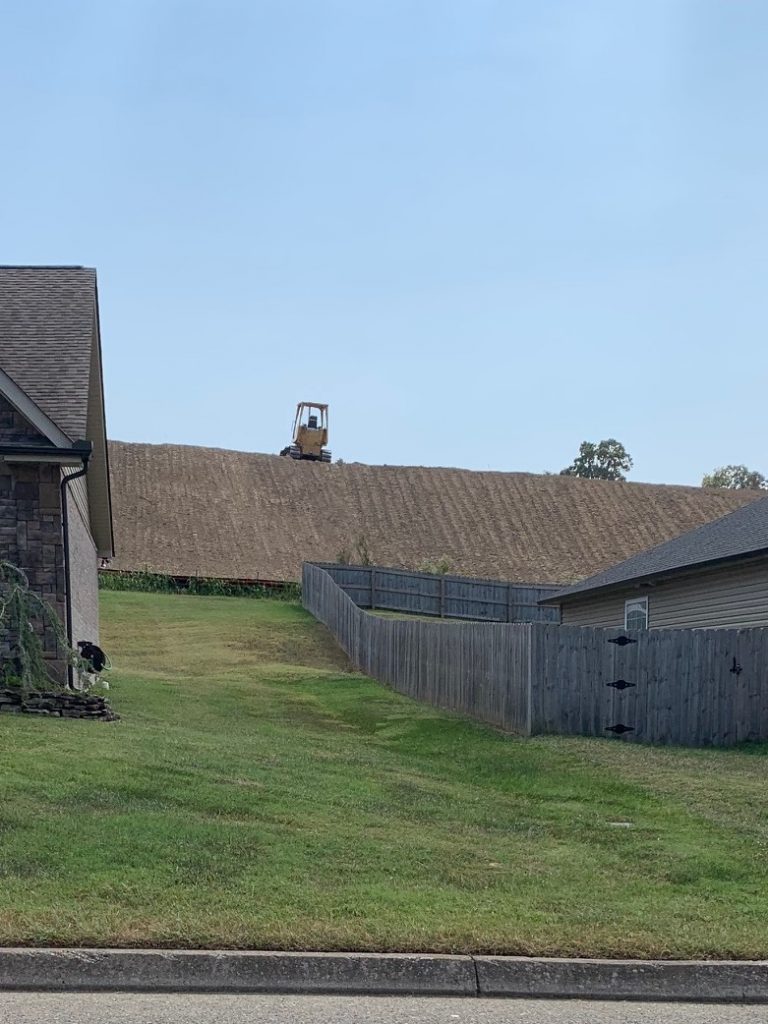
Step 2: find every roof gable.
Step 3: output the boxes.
[0,374,70,447]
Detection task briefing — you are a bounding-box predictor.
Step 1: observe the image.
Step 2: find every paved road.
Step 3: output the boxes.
[0,993,759,1023]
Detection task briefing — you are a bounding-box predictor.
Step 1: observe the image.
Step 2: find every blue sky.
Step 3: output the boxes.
[1,1,766,484]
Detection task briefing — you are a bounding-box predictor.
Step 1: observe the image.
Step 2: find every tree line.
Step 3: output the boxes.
[559,439,766,490]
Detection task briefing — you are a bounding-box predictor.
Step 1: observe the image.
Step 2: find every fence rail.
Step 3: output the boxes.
[310,563,561,623]
[303,562,768,747]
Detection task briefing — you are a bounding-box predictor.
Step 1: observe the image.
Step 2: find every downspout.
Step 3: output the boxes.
[60,446,92,688]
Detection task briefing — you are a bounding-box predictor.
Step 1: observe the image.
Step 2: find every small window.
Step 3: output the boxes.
[624,597,648,631]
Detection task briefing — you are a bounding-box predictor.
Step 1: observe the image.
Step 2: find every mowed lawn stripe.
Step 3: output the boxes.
[0,590,766,956]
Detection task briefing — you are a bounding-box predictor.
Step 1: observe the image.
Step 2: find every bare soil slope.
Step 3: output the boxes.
[108,441,759,583]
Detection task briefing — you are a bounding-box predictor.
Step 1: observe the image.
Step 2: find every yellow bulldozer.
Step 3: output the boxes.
[280,402,332,462]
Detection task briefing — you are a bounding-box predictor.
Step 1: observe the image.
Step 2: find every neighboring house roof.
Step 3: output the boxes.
[0,266,113,556]
[543,493,768,604]
[0,266,96,439]
[107,441,762,583]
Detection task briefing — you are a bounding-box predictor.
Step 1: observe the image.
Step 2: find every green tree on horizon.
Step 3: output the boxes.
[702,465,767,490]
[560,439,633,481]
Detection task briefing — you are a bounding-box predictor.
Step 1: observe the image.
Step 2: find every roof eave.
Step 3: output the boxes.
[540,547,768,605]
[86,289,114,558]
[0,441,92,466]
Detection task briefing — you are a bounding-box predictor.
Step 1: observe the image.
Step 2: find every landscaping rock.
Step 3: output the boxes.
[0,687,118,721]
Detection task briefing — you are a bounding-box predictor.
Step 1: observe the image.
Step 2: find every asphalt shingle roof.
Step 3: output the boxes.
[0,266,97,440]
[546,493,768,602]
[107,441,762,584]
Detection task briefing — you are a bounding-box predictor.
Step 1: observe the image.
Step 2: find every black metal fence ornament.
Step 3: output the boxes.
[730,657,743,676]
[607,679,636,690]
[605,723,635,735]
[608,635,637,646]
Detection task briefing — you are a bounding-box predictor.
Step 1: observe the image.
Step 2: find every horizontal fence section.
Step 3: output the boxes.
[304,563,768,747]
[529,622,768,747]
[311,563,561,623]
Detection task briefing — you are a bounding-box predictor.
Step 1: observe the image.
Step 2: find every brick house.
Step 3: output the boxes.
[0,266,113,683]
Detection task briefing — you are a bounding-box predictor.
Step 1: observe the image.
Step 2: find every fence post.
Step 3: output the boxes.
[525,622,534,735]
[370,568,376,610]
[507,583,513,623]
[439,576,445,618]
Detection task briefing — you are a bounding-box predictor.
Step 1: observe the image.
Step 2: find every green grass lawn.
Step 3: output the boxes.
[2,590,768,957]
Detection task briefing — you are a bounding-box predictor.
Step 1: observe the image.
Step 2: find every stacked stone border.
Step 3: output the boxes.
[0,688,118,721]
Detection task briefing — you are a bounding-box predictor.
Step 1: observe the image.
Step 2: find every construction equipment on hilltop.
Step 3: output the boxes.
[279,402,332,463]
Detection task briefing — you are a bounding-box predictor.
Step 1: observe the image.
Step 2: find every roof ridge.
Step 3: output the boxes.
[0,264,87,268]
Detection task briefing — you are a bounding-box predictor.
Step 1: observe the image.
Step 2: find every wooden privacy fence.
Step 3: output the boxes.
[303,562,768,747]
[310,562,561,623]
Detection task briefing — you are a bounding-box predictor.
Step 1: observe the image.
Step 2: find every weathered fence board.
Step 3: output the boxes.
[303,563,768,747]
[311,562,561,623]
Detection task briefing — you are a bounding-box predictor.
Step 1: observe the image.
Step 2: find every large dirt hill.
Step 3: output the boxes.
[108,441,760,584]
[109,440,765,585]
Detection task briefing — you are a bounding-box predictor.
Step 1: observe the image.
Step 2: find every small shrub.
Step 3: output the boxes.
[417,557,454,575]
[334,535,376,567]
[98,569,177,594]
[355,535,373,566]
[278,582,302,602]
[1,669,23,688]
[0,560,79,692]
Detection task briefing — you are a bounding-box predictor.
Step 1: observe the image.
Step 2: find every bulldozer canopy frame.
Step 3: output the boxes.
[292,402,328,437]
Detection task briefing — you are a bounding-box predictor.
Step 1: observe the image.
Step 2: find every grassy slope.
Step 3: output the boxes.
[1,590,768,956]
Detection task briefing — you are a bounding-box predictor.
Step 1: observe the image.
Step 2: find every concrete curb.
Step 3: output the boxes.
[0,950,476,996]
[0,949,767,1001]
[474,956,768,1003]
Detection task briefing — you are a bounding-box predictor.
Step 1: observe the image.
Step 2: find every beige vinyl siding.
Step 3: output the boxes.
[560,556,768,629]
[66,473,99,645]
[561,591,627,628]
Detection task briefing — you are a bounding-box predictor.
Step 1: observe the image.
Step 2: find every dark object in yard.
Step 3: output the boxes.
[606,679,636,690]
[605,723,634,735]
[607,635,637,646]
[77,641,108,673]
[730,657,743,676]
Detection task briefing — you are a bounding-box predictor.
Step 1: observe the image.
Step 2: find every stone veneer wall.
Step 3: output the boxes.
[0,396,67,682]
